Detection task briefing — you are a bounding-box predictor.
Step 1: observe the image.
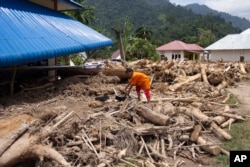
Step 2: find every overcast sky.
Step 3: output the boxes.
[169,0,250,21]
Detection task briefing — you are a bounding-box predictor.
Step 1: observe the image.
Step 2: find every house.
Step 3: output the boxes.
[0,0,113,68]
[205,28,250,62]
[156,40,204,61]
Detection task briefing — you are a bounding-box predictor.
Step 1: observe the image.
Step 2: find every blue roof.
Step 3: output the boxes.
[0,0,113,67]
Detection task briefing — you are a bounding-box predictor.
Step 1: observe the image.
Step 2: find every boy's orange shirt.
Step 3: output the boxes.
[129,72,150,90]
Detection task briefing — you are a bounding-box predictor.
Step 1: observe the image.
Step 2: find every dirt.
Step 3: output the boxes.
[0,73,250,167]
[226,79,250,115]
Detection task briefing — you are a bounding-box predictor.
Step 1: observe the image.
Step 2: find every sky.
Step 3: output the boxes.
[169,0,250,21]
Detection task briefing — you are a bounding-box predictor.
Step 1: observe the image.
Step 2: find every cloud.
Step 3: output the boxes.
[170,0,205,6]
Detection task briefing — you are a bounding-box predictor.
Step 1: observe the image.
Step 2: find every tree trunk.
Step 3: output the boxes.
[0,111,75,167]
[168,73,201,91]
[134,105,170,126]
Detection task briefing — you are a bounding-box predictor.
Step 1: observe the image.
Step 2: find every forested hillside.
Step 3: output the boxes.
[185,4,250,31]
[84,0,241,47]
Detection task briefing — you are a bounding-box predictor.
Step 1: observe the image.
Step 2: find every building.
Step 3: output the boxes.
[0,0,113,67]
[156,40,204,61]
[205,28,250,62]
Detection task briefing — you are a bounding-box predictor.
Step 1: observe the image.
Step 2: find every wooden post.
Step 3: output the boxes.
[48,58,56,82]
[10,66,17,96]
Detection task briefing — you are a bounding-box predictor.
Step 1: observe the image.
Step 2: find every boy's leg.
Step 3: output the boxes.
[136,86,141,101]
[144,89,151,102]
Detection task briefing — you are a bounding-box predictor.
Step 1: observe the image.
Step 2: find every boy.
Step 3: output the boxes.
[125,68,151,103]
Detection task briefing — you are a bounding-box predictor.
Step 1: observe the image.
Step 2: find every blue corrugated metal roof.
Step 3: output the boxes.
[0,0,113,67]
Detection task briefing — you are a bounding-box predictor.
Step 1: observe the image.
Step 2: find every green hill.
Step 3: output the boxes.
[85,0,241,47]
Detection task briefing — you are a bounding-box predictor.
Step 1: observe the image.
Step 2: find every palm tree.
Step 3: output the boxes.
[134,25,153,41]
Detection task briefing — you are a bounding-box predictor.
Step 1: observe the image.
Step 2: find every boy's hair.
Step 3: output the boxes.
[125,67,134,74]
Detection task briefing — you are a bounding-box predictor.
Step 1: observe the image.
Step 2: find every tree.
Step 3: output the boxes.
[126,38,159,61]
[197,28,216,47]
[134,25,153,41]
[64,0,96,25]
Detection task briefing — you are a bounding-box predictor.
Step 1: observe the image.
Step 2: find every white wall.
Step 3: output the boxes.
[157,51,184,60]
[209,50,250,62]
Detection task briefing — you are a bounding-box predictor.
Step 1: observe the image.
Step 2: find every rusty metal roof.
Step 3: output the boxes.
[157,40,204,52]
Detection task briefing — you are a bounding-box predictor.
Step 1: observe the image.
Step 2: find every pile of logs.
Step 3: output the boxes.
[0,60,249,167]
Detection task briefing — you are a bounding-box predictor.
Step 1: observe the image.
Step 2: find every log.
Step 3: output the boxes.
[210,122,232,140]
[165,60,174,69]
[219,113,245,121]
[239,63,247,74]
[178,107,231,140]
[0,111,75,167]
[196,136,221,155]
[190,125,202,142]
[201,67,209,84]
[216,80,227,91]
[134,105,170,126]
[0,114,36,156]
[213,116,227,125]
[221,118,236,128]
[178,107,211,123]
[149,97,200,103]
[168,73,201,91]
[134,125,193,136]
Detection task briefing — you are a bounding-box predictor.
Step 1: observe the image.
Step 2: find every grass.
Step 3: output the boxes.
[213,94,250,167]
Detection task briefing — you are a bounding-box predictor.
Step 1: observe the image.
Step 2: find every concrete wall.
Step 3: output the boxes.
[157,51,184,60]
[209,50,250,62]
[157,50,203,60]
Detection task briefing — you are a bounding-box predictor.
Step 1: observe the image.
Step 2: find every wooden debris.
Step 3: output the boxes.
[1,59,249,166]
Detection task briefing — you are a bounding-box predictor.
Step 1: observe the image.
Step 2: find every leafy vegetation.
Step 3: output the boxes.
[84,0,241,47]
[68,0,243,59]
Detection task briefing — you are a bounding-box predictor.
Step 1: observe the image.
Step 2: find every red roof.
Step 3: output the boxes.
[157,40,203,52]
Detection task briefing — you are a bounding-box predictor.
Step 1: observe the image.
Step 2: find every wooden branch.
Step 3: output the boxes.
[150,97,200,103]
[30,144,71,167]
[148,145,168,161]
[210,122,232,140]
[82,129,100,158]
[219,112,245,121]
[0,114,36,156]
[140,136,154,162]
[168,73,201,91]
[134,125,193,136]
[161,138,166,157]
[167,135,173,150]
[222,93,231,103]
[221,118,236,128]
[196,136,221,155]
[0,111,75,167]
[21,83,53,91]
[40,111,75,139]
[201,67,209,84]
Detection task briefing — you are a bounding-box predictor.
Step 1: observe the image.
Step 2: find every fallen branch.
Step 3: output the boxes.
[134,105,170,126]
[0,111,75,167]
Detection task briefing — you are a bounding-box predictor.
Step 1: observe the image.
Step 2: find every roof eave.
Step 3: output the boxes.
[29,0,83,11]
